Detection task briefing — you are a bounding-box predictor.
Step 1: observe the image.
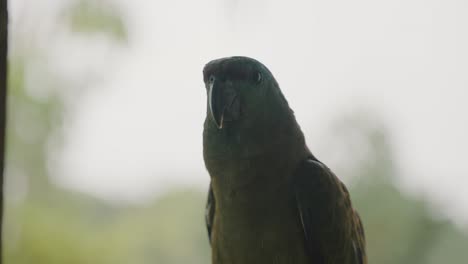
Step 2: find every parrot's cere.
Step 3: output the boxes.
[203,56,367,264]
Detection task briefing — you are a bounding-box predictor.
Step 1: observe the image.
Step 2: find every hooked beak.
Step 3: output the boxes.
[208,80,240,129]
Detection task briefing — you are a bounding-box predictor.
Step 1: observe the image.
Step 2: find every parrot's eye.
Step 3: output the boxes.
[209,75,215,84]
[255,72,262,84]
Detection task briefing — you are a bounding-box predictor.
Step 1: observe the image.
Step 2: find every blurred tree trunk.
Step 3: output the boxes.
[0,0,7,263]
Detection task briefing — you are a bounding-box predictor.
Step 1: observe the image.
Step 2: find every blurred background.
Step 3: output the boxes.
[4,0,468,263]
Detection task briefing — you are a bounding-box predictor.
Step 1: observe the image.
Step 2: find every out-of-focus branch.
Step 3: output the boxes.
[0,0,7,263]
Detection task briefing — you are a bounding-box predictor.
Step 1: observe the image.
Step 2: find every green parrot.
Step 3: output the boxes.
[203,56,366,264]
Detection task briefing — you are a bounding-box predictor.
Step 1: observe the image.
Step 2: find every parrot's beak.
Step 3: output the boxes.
[208,80,240,129]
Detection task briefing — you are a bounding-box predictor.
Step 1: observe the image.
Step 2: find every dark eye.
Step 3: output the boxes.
[209,75,215,84]
[255,72,262,84]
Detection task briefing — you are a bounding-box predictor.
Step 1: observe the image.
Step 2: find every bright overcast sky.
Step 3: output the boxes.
[10,0,468,225]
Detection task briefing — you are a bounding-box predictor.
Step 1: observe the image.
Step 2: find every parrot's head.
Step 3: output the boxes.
[203,56,290,130]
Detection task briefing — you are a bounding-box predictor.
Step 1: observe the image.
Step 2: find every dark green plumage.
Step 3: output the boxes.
[202,56,366,264]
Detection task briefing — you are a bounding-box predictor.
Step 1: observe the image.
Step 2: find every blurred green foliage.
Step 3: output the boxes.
[332,115,468,263]
[4,1,468,263]
[63,0,127,42]
[6,190,210,264]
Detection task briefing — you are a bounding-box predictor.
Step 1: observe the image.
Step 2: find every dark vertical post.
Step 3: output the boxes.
[0,0,7,263]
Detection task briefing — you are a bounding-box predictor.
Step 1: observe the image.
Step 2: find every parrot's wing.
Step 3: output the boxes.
[293,159,367,264]
[205,182,215,245]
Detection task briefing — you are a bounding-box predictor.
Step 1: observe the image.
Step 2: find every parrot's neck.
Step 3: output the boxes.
[203,113,310,206]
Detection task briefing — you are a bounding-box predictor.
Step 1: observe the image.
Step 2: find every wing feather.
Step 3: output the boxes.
[205,183,215,244]
[293,159,367,264]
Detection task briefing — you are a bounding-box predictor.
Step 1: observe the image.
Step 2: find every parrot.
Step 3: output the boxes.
[202,56,366,264]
